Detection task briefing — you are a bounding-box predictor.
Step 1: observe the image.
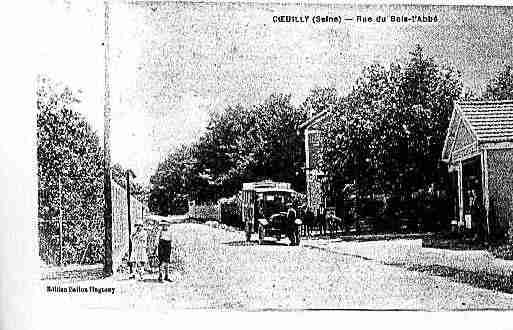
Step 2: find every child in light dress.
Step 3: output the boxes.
[130,221,148,281]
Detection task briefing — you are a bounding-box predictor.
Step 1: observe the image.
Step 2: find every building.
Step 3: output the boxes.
[441,100,513,240]
[298,109,332,214]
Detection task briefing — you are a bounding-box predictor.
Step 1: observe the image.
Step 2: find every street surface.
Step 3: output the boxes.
[41,223,513,311]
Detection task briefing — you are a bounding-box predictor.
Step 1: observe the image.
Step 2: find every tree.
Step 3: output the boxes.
[321,46,462,200]
[321,64,403,197]
[194,104,251,197]
[111,163,149,202]
[244,94,307,191]
[397,46,462,188]
[462,87,480,101]
[483,65,513,100]
[148,145,200,215]
[149,93,308,215]
[196,93,307,195]
[37,75,104,264]
[299,86,340,117]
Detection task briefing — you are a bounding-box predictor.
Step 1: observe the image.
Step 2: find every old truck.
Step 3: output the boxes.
[241,180,301,245]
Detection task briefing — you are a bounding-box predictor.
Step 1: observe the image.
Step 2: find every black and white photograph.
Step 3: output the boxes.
[29,0,513,316]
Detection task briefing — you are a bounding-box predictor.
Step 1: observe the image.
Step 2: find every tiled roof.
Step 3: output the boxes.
[458,100,513,142]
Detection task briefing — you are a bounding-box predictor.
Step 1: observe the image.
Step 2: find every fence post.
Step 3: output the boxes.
[58,176,63,266]
[126,170,132,274]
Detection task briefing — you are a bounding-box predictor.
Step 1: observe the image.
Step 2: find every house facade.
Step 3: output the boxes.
[442,100,513,241]
[299,110,331,214]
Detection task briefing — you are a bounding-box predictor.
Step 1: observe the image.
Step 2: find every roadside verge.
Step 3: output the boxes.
[303,238,513,294]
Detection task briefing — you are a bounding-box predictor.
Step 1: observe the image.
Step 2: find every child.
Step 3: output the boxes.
[130,221,148,281]
[156,220,172,282]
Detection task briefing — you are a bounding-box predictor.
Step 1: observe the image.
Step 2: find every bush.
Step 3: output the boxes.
[39,219,103,266]
[188,204,220,222]
[219,195,242,229]
[37,77,105,266]
[490,244,513,260]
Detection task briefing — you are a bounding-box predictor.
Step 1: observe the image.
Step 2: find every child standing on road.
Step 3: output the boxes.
[130,221,149,281]
[156,220,172,282]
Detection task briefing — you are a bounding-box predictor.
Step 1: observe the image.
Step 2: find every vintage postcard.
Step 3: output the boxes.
[35,0,513,315]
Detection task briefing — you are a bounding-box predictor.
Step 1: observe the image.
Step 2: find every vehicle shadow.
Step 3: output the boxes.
[222,239,292,247]
[142,278,162,283]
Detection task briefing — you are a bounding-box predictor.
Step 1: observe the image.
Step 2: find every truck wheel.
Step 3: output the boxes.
[258,224,265,245]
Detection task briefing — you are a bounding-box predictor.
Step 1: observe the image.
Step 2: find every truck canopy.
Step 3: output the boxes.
[254,187,295,194]
[242,180,292,192]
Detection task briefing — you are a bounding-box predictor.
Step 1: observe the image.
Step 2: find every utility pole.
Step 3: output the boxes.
[103,0,113,276]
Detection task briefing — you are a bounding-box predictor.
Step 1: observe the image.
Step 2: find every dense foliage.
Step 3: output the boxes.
[149,93,307,215]
[37,76,104,265]
[150,46,513,222]
[320,46,462,200]
[483,65,513,100]
[148,145,199,215]
[111,163,149,203]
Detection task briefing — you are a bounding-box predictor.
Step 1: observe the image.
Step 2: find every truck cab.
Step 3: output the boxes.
[242,180,301,245]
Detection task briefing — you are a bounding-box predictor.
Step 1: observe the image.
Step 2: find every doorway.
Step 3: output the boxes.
[462,155,483,230]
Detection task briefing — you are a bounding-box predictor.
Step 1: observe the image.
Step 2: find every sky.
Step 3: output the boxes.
[38,1,513,184]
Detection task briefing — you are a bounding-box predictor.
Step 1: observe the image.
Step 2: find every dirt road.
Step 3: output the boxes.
[41,223,513,311]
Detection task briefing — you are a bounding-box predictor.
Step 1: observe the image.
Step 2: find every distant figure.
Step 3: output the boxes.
[470,191,486,242]
[286,203,297,223]
[286,203,299,245]
[303,207,315,237]
[327,213,343,236]
[317,207,327,236]
[257,199,264,219]
[130,221,148,281]
[156,220,172,282]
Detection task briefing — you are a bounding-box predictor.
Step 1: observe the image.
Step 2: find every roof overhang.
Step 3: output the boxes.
[254,187,296,194]
[442,101,480,163]
[298,108,331,131]
[442,100,513,164]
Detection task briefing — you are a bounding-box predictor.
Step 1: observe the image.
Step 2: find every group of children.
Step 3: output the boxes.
[129,219,173,282]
